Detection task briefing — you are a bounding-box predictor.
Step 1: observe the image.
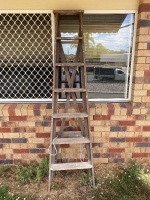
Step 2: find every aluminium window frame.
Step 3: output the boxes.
[0,10,137,103]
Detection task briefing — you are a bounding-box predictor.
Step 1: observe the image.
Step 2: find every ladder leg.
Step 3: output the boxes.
[50,10,95,190]
[91,167,95,187]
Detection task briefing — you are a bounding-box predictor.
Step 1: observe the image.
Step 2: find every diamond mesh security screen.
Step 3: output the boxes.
[0,13,53,99]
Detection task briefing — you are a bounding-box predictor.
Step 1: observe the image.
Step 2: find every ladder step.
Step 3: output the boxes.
[50,162,92,171]
[62,131,83,138]
[55,63,84,67]
[54,88,86,93]
[53,112,88,118]
[56,37,82,40]
[54,137,90,144]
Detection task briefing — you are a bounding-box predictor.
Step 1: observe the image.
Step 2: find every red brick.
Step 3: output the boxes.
[126,137,143,142]
[9,116,27,121]
[132,153,148,158]
[36,133,50,138]
[0,154,6,159]
[0,128,11,133]
[143,126,150,131]
[60,144,70,148]
[90,126,94,131]
[144,71,150,77]
[34,104,41,109]
[125,103,133,109]
[107,103,114,109]
[93,115,110,120]
[134,126,142,131]
[2,122,17,127]
[33,110,40,116]
[37,144,49,148]
[147,90,150,96]
[108,148,125,153]
[139,4,150,13]
[119,121,135,126]
[8,104,17,116]
[12,127,26,133]
[135,115,145,120]
[108,109,114,115]
[13,149,29,154]
[56,121,69,126]
[26,127,36,132]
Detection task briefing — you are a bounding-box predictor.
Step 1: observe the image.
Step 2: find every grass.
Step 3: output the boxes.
[0,165,11,178]
[0,185,33,200]
[0,158,49,199]
[80,161,150,200]
[15,157,49,184]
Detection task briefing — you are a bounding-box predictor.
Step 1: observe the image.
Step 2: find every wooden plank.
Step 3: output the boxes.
[50,162,92,171]
[53,10,84,15]
[54,137,90,144]
[62,131,82,138]
[53,112,88,118]
[56,37,82,40]
[54,88,86,93]
[55,63,84,67]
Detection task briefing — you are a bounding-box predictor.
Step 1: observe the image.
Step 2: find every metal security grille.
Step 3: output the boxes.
[0,13,53,100]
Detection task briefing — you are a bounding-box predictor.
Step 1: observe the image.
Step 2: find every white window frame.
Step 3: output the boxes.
[0,10,137,103]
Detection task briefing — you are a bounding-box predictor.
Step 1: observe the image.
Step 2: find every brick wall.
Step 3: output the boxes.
[0,0,150,165]
[0,104,51,164]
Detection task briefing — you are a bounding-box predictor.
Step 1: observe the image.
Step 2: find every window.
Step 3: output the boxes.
[59,12,136,102]
[83,13,136,101]
[0,11,136,102]
[0,13,53,101]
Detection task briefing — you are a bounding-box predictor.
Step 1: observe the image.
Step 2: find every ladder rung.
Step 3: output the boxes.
[54,88,86,93]
[50,162,92,171]
[56,37,82,40]
[55,63,84,67]
[54,137,90,144]
[53,112,88,118]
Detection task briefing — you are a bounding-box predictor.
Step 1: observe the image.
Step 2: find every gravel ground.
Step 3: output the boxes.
[88,82,125,93]
[87,81,125,99]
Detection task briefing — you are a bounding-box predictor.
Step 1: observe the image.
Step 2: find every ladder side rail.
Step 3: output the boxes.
[79,12,95,186]
[59,92,72,135]
[49,12,59,191]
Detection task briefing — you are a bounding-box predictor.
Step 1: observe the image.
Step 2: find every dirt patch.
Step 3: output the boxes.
[1,163,148,200]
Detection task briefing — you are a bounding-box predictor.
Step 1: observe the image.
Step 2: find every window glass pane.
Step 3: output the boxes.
[83,13,135,99]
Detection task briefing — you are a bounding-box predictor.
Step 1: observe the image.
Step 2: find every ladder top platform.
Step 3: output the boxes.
[53,10,84,15]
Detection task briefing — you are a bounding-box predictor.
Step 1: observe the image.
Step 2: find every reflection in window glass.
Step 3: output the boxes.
[83,14,135,100]
[56,13,135,101]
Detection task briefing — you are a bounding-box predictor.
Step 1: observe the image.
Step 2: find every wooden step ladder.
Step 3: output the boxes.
[49,10,95,191]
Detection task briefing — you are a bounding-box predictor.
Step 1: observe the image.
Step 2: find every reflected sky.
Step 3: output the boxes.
[61,13,134,54]
[92,14,134,51]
